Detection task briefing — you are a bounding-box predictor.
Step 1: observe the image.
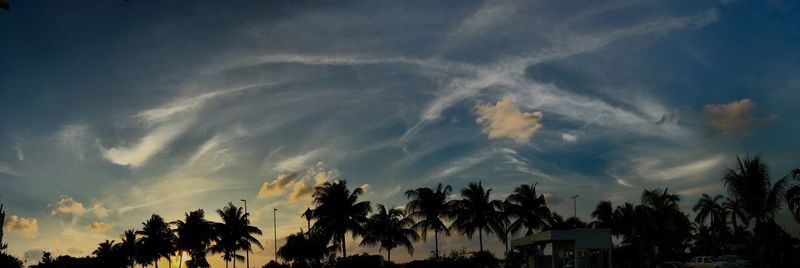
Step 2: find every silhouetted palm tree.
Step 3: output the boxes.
[173,209,216,268]
[491,201,515,255]
[137,214,175,268]
[639,188,691,263]
[405,183,452,259]
[505,183,551,236]
[722,155,791,224]
[590,201,613,229]
[450,181,504,252]
[721,197,748,229]
[94,240,124,267]
[360,204,419,262]
[212,203,263,268]
[278,231,334,267]
[613,202,637,240]
[692,194,723,226]
[785,168,800,224]
[120,229,138,268]
[310,180,371,258]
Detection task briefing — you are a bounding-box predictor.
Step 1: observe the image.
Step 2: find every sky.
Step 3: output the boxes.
[1,0,799,266]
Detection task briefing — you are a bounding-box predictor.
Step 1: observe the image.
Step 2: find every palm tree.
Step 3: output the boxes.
[491,201,515,255]
[639,188,691,263]
[120,229,138,268]
[692,194,723,226]
[721,197,749,229]
[405,183,452,259]
[449,181,504,252]
[505,183,552,236]
[137,214,175,268]
[360,204,419,262]
[613,202,637,240]
[212,203,263,268]
[173,209,216,268]
[721,155,791,224]
[310,180,371,258]
[278,231,334,267]
[590,201,614,229]
[785,168,800,224]
[94,240,123,267]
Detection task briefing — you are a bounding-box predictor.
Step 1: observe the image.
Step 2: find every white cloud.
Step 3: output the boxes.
[475,96,543,143]
[87,221,113,233]
[561,133,578,143]
[90,202,109,217]
[15,143,24,161]
[101,122,190,167]
[0,162,22,177]
[4,215,38,238]
[444,0,524,47]
[57,124,91,160]
[704,98,756,137]
[49,196,86,216]
[275,149,324,171]
[257,173,299,198]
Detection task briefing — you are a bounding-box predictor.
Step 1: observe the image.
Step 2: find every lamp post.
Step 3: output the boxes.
[273,208,278,263]
[241,199,249,268]
[571,195,579,220]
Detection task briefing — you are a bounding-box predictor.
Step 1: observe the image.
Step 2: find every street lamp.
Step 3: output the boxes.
[241,199,249,268]
[273,208,278,263]
[571,195,579,219]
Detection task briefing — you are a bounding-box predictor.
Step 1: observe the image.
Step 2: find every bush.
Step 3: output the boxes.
[0,252,23,268]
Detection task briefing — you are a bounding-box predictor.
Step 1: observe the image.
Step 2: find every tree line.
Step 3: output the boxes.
[1,155,799,268]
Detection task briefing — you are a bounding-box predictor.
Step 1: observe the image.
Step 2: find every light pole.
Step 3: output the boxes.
[273,208,278,263]
[571,194,579,219]
[241,199,249,268]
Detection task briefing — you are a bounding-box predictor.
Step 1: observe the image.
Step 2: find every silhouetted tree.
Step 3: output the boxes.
[721,197,749,229]
[590,201,613,229]
[785,168,800,224]
[174,209,216,268]
[137,214,176,268]
[212,203,263,268]
[120,229,138,268]
[310,180,371,258]
[693,194,723,227]
[360,204,419,262]
[505,183,551,235]
[278,230,333,267]
[405,183,453,259]
[94,239,126,267]
[722,155,790,224]
[450,181,503,252]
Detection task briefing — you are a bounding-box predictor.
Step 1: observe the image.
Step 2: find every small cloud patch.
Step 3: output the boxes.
[49,196,86,216]
[476,96,543,143]
[4,215,38,237]
[88,221,113,233]
[703,99,755,137]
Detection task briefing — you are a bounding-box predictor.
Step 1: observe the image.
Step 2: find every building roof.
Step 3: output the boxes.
[510,228,612,249]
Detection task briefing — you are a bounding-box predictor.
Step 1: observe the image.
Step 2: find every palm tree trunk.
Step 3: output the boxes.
[179,253,183,268]
[233,255,237,268]
[226,260,229,268]
[387,248,391,262]
[155,259,159,268]
[479,229,483,252]
[435,230,439,259]
[342,235,347,258]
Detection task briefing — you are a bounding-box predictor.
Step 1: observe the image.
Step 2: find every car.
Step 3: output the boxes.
[718,255,749,268]
[657,261,688,268]
[686,256,734,268]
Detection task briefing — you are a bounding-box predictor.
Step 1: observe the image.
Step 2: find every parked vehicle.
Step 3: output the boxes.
[686,256,734,268]
[657,261,688,268]
[717,255,749,268]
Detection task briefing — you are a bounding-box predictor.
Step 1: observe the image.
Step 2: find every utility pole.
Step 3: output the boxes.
[241,199,248,268]
[571,195,579,221]
[273,208,278,263]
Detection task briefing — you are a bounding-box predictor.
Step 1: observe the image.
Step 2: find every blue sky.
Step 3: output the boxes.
[1,0,799,266]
